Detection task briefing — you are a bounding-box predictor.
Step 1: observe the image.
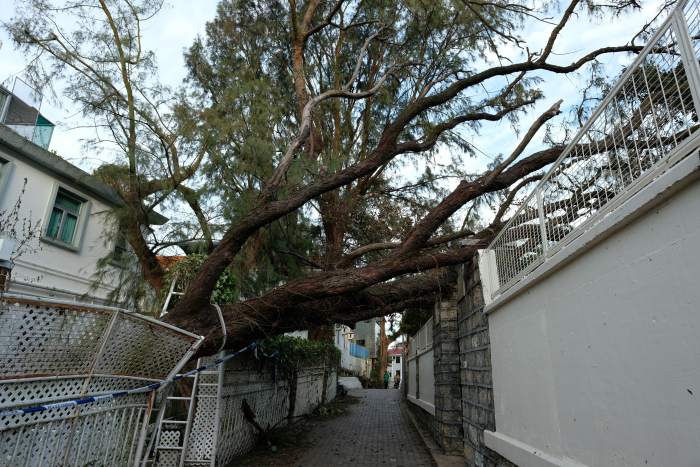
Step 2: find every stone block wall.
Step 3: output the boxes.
[457,256,515,467]
[432,298,463,455]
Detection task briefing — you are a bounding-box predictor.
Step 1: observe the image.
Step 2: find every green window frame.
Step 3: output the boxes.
[46,190,82,243]
[41,183,91,252]
[113,232,128,262]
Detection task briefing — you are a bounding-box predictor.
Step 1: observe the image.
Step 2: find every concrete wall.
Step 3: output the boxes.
[354,318,380,357]
[0,141,120,303]
[418,349,435,405]
[484,152,700,466]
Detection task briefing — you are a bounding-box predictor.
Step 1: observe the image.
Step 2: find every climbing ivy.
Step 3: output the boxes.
[159,254,237,310]
[260,335,341,380]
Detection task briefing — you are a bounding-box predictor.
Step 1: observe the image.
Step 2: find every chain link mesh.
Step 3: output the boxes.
[485,2,700,298]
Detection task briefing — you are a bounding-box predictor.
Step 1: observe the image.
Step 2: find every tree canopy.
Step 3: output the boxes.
[3,0,676,356]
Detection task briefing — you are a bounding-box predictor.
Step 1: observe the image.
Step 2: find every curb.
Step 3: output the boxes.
[403,404,465,467]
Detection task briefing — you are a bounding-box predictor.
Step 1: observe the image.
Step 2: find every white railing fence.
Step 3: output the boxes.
[485,0,700,299]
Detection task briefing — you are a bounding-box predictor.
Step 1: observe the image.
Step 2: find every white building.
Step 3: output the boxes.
[387,347,403,380]
[0,83,164,304]
[334,324,371,376]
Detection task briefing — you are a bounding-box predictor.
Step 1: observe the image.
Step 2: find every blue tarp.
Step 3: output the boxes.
[349,342,369,359]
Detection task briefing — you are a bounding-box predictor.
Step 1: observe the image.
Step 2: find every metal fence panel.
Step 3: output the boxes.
[485,0,700,299]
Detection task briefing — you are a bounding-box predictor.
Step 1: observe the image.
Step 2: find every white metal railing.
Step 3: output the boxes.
[408,317,433,359]
[485,0,700,299]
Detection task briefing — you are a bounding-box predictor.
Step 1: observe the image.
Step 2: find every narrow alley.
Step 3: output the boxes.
[292,389,435,467]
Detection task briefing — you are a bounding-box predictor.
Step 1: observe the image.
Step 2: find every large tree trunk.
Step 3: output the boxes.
[165,145,564,349]
[379,316,388,384]
[164,268,457,358]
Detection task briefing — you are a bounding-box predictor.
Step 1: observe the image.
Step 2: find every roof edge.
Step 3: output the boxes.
[0,124,168,225]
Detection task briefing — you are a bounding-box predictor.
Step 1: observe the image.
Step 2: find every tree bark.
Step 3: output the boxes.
[164,143,564,356]
[379,316,388,385]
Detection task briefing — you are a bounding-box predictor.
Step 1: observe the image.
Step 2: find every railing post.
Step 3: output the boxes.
[673,9,700,114]
[536,187,549,255]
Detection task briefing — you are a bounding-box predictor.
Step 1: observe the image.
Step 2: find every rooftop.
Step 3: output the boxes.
[0,80,167,225]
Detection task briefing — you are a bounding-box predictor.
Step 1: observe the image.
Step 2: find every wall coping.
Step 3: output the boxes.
[484,150,700,315]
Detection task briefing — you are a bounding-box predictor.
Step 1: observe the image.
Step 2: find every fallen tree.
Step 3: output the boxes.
[5,0,681,357]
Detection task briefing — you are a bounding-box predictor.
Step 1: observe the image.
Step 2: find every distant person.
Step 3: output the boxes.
[383,372,390,389]
[394,374,400,389]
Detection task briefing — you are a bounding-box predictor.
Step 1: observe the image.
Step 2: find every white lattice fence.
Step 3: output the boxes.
[0,295,199,467]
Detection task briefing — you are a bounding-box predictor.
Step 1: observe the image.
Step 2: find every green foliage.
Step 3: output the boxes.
[160,255,237,310]
[399,307,433,337]
[260,335,341,380]
[368,367,383,389]
[311,405,343,417]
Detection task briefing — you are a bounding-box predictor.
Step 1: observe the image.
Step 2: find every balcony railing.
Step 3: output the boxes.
[484,0,700,300]
[0,79,55,150]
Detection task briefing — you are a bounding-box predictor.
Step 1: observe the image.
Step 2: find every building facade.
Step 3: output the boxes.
[387,347,403,379]
[0,84,162,305]
[353,317,380,357]
[334,324,371,376]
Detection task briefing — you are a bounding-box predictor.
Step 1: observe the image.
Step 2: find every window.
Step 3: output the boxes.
[0,157,13,201]
[396,370,400,377]
[42,184,91,251]
[113,232,128,261]
[395,356,400,364]
[356,339,365,347]
[47,190,82,243]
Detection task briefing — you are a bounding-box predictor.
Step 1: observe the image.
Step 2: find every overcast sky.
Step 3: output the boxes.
[0,0,668,180]
[0,0,220,168]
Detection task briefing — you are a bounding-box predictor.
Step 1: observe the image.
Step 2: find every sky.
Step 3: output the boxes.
[0,0,669,205]
[409,2,666,189]
[0,0,221,168]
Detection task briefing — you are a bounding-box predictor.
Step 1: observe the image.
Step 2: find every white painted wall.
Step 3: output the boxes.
[285,330,309,339]
[418,350,435,406]
[484,153,700,466]
[0,144,120,303]
[335,325,370,376]
[408,358,417,398]
[407,348,435,415]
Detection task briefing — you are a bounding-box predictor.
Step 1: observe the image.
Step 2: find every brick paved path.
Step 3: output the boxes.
[292,389,435,467]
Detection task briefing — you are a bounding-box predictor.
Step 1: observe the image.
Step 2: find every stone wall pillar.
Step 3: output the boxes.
[457,254,516,467]
[432,297,463,455]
